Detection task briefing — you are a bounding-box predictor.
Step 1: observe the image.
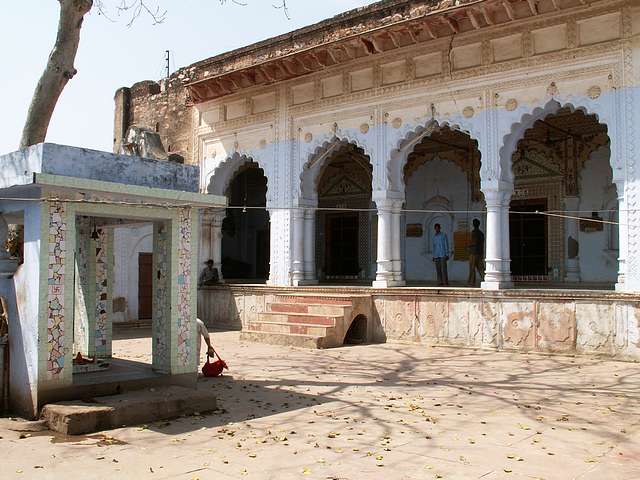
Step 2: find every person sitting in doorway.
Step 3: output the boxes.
[198,259,219,286]
[432,223,450,286]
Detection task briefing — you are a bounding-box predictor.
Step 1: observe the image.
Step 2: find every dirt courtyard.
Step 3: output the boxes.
[1,330,639,480]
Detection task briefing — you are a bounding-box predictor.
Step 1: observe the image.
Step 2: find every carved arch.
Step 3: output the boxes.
[206,151,270,204]
[499,98,617,185]
[299,135,372,203]
[388,119,480,195]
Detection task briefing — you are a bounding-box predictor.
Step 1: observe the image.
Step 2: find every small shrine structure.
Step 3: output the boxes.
[0,143,224,417]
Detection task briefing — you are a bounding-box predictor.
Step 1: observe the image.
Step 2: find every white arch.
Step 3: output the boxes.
[499,98,617,185]
[298,135,372,204]
[207,151,270,203]
[388,119,480,195]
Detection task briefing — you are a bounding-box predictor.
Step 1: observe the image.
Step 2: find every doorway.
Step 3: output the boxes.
[138,252,153,319]
[325,213,359,278]
[509,199,547,277]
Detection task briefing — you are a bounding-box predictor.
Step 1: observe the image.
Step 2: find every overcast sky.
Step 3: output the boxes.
[0,0,374,155]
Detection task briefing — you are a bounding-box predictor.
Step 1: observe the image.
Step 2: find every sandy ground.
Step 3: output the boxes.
[1,329,639,480]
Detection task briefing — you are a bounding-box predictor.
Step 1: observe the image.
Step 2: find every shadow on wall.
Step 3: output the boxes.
[197,285,242,331]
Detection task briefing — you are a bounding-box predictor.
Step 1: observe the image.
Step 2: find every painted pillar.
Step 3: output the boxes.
[93,226,113,359]
[563,196,581,282]
[291,208,305,285]
[391,200,405,285]
[173,207,198,374]
[481,188,513,290]
[615,182,627,291]
[303,207,317,283]
[41,201,75,387]
[373,197,394,287]
[152,220,171,374]
[212,210,225,282]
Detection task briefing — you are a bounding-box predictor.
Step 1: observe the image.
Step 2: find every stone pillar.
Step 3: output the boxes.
[73,217,94,358]
[391,200,405,285]
[93,226,114,359]
[291,208,305,285]
[152,220,171,374]
[199,211,213,266]
[564,196,581,282]
[373,197,394,287]
[481,187,513,290]
[303,207,317,283]
[211,210,225,283]
[615,183,627,291]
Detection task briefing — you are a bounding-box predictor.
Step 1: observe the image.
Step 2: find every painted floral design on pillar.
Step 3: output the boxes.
[176,208,193,368]
[47,202,66,377]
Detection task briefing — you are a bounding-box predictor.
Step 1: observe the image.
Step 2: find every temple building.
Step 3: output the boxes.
[115,0,640,359]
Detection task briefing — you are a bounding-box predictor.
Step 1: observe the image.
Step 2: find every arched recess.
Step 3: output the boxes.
[209,154,270,282]
[401,124,485,284]
[300,138,374,282]
[299,136,372,204]
[388,118,480,195]
[507,104,615,286]
[499,99,619,186]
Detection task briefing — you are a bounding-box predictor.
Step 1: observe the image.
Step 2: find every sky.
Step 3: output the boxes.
[0,0,375,155]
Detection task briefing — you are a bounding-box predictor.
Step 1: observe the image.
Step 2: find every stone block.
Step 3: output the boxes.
[416,298,448,342]
[447,301,470,345]
[576,302,613,354]
[501,301,536,351]
[41,402,115,435]
[537,301,576,353]
[382,296,416,341]
[481,300,500,348]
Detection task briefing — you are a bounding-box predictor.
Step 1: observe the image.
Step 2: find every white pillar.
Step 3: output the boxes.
[291,208,305,285]
[303,207,318,283]
[391,200,405,285]
[615,183,627,291]
[564,196,581,282]
[199,211,213,266]
[481,187,513,290]
[373,197,394,287]
[212,210,225,283]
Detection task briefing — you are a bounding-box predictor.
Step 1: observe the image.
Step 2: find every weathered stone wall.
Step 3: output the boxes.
[115,77,195,163]
[199,286,640,361]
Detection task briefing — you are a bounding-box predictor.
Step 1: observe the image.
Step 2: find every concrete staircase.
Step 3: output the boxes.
[240,294,366,348]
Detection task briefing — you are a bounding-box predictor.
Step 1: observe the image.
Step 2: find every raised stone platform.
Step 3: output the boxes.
[199,284,640,360]
[41,385,217,435]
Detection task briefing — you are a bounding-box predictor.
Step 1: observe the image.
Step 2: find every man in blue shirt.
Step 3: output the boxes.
[432,223,450,286]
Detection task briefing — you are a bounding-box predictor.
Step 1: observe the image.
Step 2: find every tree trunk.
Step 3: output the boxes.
[20,0,93,148]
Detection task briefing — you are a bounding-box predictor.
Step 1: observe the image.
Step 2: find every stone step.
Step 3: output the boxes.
[274,294,355,306]
[240,330,336,349]
[41,385,217,435]
[268,302,349,316]
[247,320,334,337]
[258,311,338,326]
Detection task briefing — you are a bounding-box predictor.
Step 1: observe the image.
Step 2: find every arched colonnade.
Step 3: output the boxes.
[203,98,624,290]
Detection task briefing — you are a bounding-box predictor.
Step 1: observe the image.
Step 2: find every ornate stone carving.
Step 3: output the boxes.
[587,85,602,99]
[304,132,313,143]
[360,123,370,134]
[391,117,403,129]
[463,106,475,118]
[505,98,518,111]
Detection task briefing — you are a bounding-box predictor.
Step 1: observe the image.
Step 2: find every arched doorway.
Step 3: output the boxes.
[316,144,373,282]
[221,162,270,281]
[403,126,484,285]
[510,107,613,285]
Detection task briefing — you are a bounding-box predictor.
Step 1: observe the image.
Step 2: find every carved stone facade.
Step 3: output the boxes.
[119,1,640,294]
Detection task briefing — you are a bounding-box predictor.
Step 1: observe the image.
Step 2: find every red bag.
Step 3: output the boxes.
[202,350,228,377]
